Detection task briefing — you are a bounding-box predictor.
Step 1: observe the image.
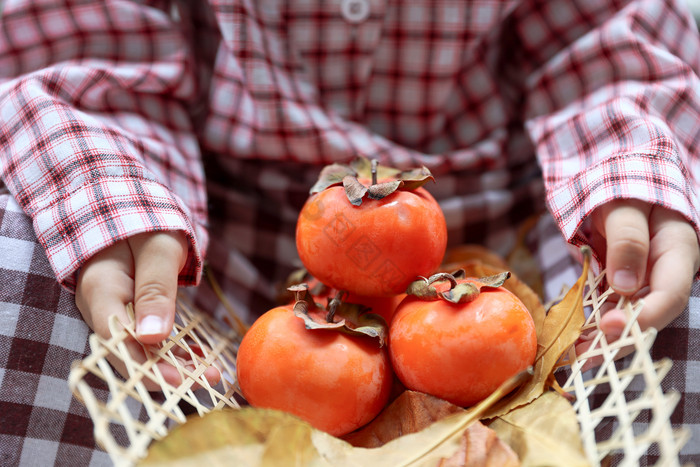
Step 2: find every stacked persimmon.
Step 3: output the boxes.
[236,158,537,437]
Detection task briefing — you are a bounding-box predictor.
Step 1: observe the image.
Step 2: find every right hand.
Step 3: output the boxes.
[75,231,220,390]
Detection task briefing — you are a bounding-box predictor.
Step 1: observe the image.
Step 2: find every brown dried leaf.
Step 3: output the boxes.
[367,180,403,199]
[437,421,520,467]
[397,166,436,190]
[342,390,466,448]
[315,367,533,466]
[439,281,480,304]
[405,277,440,299]
[310,162,357,193]
[342,175,368,206]
[438,272,510,304]
[312,157,435,206]
[488,392,588,467]
[507,244,544,300]
[293,298,388,347]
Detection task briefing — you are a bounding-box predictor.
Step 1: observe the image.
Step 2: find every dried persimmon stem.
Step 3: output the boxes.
[287,283,309,302]
[326,290,348,323]
[371,159,378,186]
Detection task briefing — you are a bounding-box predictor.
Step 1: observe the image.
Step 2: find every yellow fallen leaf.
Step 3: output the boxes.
[141,368,531,467]
[141,407,324,466]
[488,392,589,466]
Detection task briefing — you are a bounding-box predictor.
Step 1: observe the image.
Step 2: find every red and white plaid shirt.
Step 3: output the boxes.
[0,0,699,303]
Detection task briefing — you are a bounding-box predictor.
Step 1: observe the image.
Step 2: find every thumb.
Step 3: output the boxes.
[129,231,189,344]
[598,200,652,295]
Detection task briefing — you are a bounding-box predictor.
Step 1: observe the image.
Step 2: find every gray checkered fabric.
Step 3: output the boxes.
[0,188,112,466]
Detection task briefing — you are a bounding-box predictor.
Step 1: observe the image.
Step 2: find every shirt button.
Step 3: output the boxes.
[341,0,370,24]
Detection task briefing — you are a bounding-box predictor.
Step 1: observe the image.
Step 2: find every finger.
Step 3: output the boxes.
[129,231,188,344]
[75,242,135,337]
[76,246,180,390]
[590,286,654,343]
[77,236,220,388]
[632,208,699,332]
[598,200,652,295]
[637,257,696,332]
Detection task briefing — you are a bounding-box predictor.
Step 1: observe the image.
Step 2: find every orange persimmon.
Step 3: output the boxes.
[296,158,447,297]
[236,299,393,437]
[389,272,537,407]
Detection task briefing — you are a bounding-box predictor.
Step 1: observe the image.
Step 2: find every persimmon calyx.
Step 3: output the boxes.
[289,286,388,346]
[309,157,435,206]
[406,270,511,304]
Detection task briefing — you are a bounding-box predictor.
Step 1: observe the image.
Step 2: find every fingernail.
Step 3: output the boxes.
[138,315,167,336]
[612,269,637,293]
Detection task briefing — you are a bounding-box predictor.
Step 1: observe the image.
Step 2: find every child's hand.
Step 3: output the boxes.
[75,231,220,389]
[577,200,700,363]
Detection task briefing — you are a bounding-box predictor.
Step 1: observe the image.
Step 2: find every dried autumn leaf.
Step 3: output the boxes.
[142,369,532,467]
[310,162,356,194]
[342,175,369,205]
[397,166,436,190]
[140,408,324,466]
[404,271,511,304]
[342,390,466,448]
[293,292,388,346]
[367,180,403,199]
[437,421,520,467]
[309,157,435,205]
[482,247,591,419]
[439,271,511,304]
[488,392,588,467]
[313,368,532,467]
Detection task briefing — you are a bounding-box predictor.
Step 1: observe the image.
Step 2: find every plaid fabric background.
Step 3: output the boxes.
[0,0,700,465]
[0,189,112,466]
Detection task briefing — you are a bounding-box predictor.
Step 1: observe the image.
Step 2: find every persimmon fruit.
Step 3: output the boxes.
[296,158,447,297]
[236,299,393,437]
[389,272,537,407]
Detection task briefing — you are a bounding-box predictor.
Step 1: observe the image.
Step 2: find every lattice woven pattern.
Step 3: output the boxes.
[68,270,689,466]
[561,270,690,466]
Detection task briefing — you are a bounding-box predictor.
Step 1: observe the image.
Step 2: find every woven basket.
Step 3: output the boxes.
[68,268,690,467]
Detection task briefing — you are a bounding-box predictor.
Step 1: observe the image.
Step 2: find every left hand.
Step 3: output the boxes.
[576,199,700,362]
[76,231,221,390]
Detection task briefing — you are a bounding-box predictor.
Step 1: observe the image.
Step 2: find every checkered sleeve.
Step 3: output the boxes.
[0,0,207,290]
[510,0,700,251]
